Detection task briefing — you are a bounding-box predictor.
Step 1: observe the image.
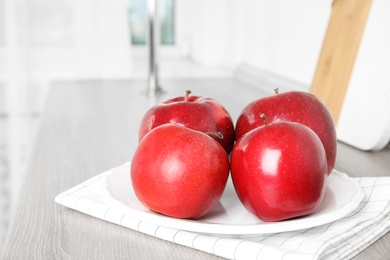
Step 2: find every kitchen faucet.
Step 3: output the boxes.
[146,0,163,96]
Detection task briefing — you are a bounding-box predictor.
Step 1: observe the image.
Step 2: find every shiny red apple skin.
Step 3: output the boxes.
[139,93,235,154]
[235,91,336,174]
[231,121,327,222]
[131,123,230,219]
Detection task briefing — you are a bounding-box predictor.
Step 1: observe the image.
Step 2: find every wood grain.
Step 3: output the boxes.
[310,0,373,124]
[1,79,389,259]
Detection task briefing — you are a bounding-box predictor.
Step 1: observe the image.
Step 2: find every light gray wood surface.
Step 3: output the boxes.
[1,79,389,259]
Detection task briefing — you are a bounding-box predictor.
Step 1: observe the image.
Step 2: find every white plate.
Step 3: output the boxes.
[103,162,364,235]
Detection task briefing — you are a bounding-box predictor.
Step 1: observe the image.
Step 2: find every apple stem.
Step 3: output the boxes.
[260,113,268,125]
[206,131,224,139]
[185,90,191,102]
[274,88,279,95]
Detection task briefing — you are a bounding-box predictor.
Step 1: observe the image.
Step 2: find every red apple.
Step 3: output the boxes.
[139,90,235,154]
[231,116,327,222]
[131,123,230,219]
[235,90,336,174]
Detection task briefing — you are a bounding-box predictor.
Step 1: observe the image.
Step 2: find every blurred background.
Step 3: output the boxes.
[3,0,389,253]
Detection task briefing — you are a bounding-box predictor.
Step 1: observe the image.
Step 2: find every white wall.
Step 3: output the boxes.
[1,0,333,84]
[189,0,333,86]
[242,0,332,86]
[186,0,243,69]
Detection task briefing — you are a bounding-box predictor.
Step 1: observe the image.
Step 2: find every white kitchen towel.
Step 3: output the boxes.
[55,163,390,260]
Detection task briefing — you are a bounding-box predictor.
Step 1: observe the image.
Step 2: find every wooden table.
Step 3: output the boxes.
[2,79,389,259]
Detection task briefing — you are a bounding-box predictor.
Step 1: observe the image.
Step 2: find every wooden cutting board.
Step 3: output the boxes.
[310,0,390,150]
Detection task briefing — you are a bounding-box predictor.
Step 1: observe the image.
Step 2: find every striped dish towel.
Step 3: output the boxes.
[55,162,390,260]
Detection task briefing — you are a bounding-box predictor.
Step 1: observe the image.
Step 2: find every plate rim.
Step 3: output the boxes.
[103,162,365,235]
